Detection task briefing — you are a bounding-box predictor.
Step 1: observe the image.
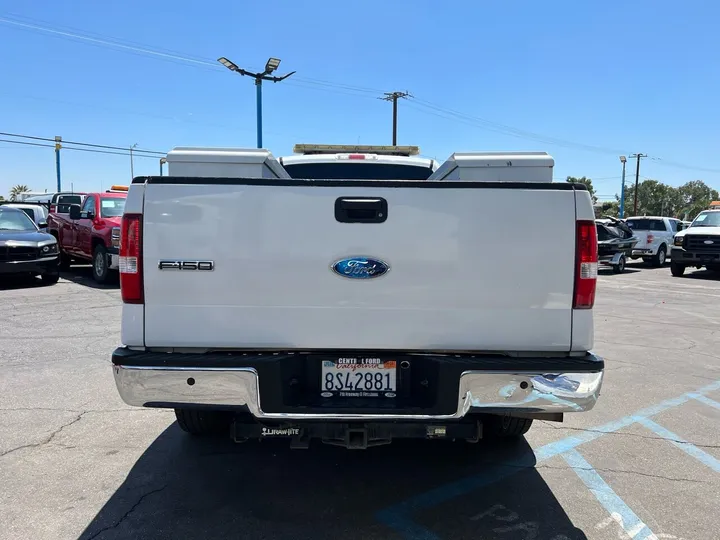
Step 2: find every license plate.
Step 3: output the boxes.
[321,358,397,398]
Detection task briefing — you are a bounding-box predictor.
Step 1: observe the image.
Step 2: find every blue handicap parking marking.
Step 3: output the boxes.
[562,449,657,540]
[689,393,720,412]
[637,417,720,474]
[377,378,720,539]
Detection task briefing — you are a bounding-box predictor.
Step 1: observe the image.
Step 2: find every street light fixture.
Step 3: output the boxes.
[265,57,281,73]
[619,156,627,218]
[217,55,296,149]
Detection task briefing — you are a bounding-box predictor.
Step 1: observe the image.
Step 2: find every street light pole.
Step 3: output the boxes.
[256,79,263,149]
[54,136,62,191]
[217,56,296,149]
[619,155,627,218]
[159,157,167,176]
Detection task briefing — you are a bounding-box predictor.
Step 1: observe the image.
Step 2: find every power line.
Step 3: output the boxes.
[2,13,719,176]
[0,138,160,158]
[0,132,165,155]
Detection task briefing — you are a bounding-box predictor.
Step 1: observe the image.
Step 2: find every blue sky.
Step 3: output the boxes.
[1,0,719,200]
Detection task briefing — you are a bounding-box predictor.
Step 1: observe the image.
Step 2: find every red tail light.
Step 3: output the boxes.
[119,213,143,304]
[49,204,57,213]
[573,220,598,309]
[647,233,654,244]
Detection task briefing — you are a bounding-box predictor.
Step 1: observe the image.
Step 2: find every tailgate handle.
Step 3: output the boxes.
[335,197,388,223]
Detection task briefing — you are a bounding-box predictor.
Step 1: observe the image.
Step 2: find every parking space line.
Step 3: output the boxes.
[377,379,720,539]
[688,393,720,411]
[636,418,720,474]
[562,449,657,540]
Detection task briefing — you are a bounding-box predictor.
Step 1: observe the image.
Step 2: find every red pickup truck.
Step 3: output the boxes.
[47,187,127,283]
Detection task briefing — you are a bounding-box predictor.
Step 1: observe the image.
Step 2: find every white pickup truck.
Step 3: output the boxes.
[112,144,604,449]
[625,216,684,266]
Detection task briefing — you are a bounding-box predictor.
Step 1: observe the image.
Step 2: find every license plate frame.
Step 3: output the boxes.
[320,357,398,398]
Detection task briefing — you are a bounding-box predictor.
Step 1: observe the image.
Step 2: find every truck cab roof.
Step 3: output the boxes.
[279,144,438,180]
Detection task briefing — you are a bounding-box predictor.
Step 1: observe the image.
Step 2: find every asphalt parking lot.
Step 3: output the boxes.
[1,262,719,540]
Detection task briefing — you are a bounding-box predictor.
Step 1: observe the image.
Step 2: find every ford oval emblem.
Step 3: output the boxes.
[331,257,390,279]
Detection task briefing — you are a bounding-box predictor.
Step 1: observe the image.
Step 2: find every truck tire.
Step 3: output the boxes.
[59,248,71,270]
[670,262,686,277]
[92,245,110,284]
[174,409,232,436]
[484,415,534,438]
[652,245,667,267]
[52,233,71,270]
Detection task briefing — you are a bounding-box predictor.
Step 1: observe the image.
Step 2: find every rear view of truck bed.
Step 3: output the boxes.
[112,147,603,449]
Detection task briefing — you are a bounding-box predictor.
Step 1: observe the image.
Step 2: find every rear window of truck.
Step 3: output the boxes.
[56,195,83,213]
[626,219,667,231]
[100,197,126,217]
[283,162,433,180]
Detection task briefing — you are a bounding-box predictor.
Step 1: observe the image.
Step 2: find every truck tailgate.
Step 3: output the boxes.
[141,180,578,351]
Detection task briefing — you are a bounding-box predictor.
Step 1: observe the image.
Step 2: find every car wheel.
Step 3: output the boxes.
[41,271,60,285]
[174,409,232,436]
[613,255,626,274]
[92,245,110,283]
[483,415,533,438]
[652,245,667,267]
[670,262,686,277]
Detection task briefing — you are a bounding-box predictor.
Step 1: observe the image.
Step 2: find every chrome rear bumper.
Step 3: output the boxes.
[113,363,604,420]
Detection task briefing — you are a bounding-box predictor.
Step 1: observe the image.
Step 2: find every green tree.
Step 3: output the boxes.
[566,176,596,203]
[676,180,719,221]
[0,195,4,202]
[597,200,620,218]
[618,178,718,219]
[9,184,30,201]
[623,179,681,217]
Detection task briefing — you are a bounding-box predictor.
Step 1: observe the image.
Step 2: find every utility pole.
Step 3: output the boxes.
[54,136,62,191]
[380,91,411,145]
[619,156,627,218]
[217,56,296,149]
[630,153,647,216]
[130,143,138,180]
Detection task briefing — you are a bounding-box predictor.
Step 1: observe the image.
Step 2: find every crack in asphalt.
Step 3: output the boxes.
[0,408,168,458]
[536,463,709,485]
[539,421,720,449]
[82,485,168,540]
[0,411,88,458]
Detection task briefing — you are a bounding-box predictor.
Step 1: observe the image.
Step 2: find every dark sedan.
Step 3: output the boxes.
[0,206,60,284]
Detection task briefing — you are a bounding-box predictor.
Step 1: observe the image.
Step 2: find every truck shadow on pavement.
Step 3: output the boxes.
[79,423,587,540]
[60,266,119,290]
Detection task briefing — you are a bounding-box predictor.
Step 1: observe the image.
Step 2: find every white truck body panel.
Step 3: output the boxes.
[166,147,290,179]
[428,152,554,182]
[138,179,581,352]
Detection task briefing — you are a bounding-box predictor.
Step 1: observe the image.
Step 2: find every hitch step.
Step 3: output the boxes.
[232,418,483,449]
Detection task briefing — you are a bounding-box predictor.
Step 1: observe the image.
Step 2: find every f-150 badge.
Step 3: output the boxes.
[158,260,214,271]
[331,257,389,279]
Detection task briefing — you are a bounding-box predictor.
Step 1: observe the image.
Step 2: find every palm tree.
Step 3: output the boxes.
[9,184,30,201]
